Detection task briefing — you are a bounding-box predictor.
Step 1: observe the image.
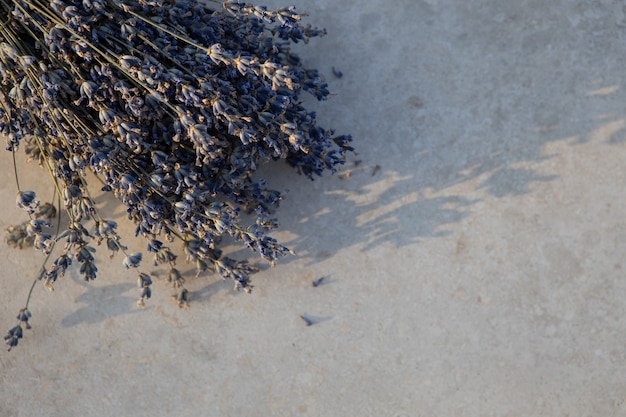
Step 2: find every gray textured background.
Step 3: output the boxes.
[2,1,626,415]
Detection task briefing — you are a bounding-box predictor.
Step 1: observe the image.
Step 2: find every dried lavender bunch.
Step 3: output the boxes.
[1,0,352,350]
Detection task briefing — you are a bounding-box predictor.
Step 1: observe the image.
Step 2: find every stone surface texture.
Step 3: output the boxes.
[2,0,626,416]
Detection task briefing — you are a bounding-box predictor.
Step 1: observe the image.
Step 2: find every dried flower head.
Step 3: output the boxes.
[16,308,32,329]
[3,325,23,351]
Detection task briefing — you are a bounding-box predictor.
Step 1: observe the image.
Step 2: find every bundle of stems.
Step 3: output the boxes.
[1,0,351,350]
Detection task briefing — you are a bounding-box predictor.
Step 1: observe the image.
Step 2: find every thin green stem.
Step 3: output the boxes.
[11,147,20,191]
[23,277,38,310]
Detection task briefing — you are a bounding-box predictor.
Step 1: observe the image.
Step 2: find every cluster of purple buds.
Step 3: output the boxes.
[2,0,352,349]
[3,308,31,351]
[4,325,23,351]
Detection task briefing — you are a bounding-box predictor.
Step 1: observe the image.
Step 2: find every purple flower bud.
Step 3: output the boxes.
[16,308,32,329]
[16,191,39,214]
[4,325,23,350]
[123,252,142,269]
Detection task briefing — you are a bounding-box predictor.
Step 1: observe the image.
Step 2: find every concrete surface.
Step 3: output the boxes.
[2,0,626,416]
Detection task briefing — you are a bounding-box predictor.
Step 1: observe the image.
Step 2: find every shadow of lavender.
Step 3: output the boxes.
[250,0,626,268]
[60,270,141,327]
